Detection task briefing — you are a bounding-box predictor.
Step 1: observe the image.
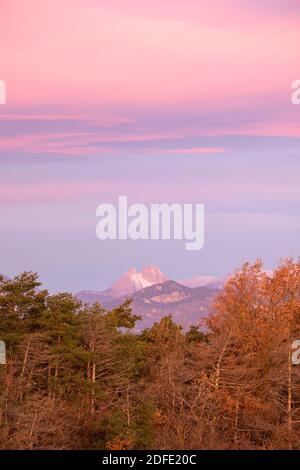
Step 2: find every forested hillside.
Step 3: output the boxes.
[0,259,300,449]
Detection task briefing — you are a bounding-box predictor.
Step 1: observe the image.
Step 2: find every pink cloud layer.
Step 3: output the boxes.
[0,0,299,109]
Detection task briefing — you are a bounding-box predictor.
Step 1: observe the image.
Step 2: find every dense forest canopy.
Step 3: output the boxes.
[0,259,300,449]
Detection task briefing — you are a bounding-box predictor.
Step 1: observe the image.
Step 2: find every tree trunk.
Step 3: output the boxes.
[287,337,293,447]
[90,339,96,415]
[126,383,131,426]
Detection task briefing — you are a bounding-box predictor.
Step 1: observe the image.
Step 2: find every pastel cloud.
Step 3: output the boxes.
[0,107,299,157]
[0,0,300,291]
[1,0,299,109]
[1,173,299,206]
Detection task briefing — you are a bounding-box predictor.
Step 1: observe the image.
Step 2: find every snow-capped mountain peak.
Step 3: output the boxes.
[109,266,168,297]
[179,275,218,288]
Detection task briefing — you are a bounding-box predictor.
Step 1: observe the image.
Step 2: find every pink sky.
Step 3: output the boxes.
[0,0,300,292]
[0,0,299,160]
[1,0,300,110]
[0,0,299,164]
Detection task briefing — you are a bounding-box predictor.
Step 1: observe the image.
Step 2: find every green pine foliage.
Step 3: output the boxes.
[1,260,300,449]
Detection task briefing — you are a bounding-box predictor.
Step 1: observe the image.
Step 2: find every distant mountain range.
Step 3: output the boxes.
[179,275,227,289]
[77,266,224,330]
[0,266,273,331]
[0,267,224,330]
[78,266,167,302]
[106,281,220,331]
